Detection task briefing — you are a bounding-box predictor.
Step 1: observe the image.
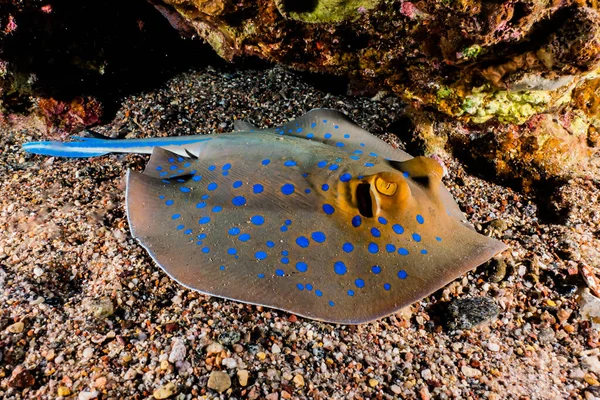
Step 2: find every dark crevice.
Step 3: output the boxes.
[356,183,374,218]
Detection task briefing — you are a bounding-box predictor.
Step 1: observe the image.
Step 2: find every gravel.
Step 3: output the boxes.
[1,65,600,399]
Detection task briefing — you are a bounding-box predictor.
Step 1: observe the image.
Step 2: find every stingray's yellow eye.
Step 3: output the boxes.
[375,177,397,196]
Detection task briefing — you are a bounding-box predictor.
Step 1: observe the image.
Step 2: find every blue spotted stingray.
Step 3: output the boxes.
[23,109,507,323]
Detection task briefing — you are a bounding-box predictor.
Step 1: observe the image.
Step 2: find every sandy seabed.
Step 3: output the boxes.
[1,66,600,399]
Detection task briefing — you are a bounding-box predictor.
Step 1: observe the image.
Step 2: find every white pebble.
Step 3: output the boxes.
[168,339,187,363]
[221,357,237,369]
[271,344,281,354]
[487,342,500,352]
[33,267,44,277]
[78,390,99,400]
[421,369,432,380]
[82,348,94,359]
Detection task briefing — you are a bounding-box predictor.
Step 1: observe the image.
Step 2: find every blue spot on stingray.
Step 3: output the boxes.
[364,162,374,167]
[436,237,442,242]
[335,158,343,162]
[276,269,284,276]
[266,241,275,248]
[353,150,363,155]
[284,160,297,167]
[262,159,270,166]
[251,215,265,225]
[177,169,185,174]
[386,244,396,252]
[196,241,203,245]
[329,301,335,306]
[196,202,206,209]
[177,157,184,162]
[280,226,288,232]
[192,175,203,182]
[202,247,210,254]
[165,200,174,206]
[233,180,243,188]
[321,183,329,191]
[202,194,209,200]
[306,133,314,139]
[297,283,304,291]
[156,166,163,171]
[305,284,313,291]
[311,232,326,243]
[197,233,207,239]
[317,160,327,168]
[421,249,428,255]
[280,257,289,264]
[360,143,365,147]
[222,171,229,176]
[172,214,181,220]
[403,171,410,178]
[316,290,323,297]
[355,279,365,288]
[343,242,354,253]
[398,270,408,279]
[334,125,339,129]
[223,163,231,171]
[350,156,360,160]
[161,180,170,184]
[184,163,191,168]
[311,122,316,128]
[340,173,351,182]
[170,165,178,171]
[336,142,345,147]
[371,265,381,274]
[219,266,225,271]
[208,165,216,171]
[323,204,335,215]
[257,273,265,279]
[368,243,379,254]
[160,172,168,177]
[199,216,211,224]
[302,173,309,178]
[159,195,165,199]
[296,236,309,248]
[239,233,251,242]
[281,184,295,195]
[176,179,185,183]
[371,228,381,238]
[255,251,267,260]
[305,188,311,194]
[412,233,422,242]
[369,152,378,157]
[347,290,355,296]
[324,133,332,139]
[212,206,223,213]
[344,134,350,138]
[398,248,409,255]
[184,229,193,235]
[228,248,237,255]
[207,182,218,191]
[285,220,292,225]
[323,119,327,123]
[328,164,339,171]
[296,262,308,272]
[176,225,184,230]
[384,283,391,291]
[392,224,405,234]
[378,217,388,224]
[168,158,175,163]
[352,215,362,227]
[281,250,289,256]
[232,196,246,206]
[334,261,347,275]
[416,214,425,224]
[253,184,264,193]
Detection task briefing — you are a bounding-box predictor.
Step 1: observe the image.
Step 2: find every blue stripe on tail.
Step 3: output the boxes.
[22,141,110,158]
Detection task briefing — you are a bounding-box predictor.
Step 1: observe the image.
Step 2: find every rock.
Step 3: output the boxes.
[207,371,231,393]
[486,257,507,283]
[8,365,35,388]
[271,344,281,354]
[218,331,241,345]
[487,342,500,352]
[6,321,24,333]
[78,391,99,400]
[578,289,600,329]
[221,357,237,369]
[256,352,266,360]
[461,366,482,378]
[391,384,402,394]
[168,339,186,363]
[293,374,305,388]
[206,342,225,356]
[57,386,71,396]
[85,297,114,319]
[153,382,177,399]
[238,369,249,386]
[368,378,379,387]
[82,347,94,359]
[445,297,500,330]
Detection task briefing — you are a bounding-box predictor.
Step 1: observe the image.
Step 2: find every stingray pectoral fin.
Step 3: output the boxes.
[233,120,259,132]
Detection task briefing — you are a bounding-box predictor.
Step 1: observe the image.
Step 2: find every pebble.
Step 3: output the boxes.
[368,378,379,387]
[487,342,500,352]
[238,369,249,386]
[206,342,225,355]
[445,297,499,329]
[168,339,186,363]
[421,369,432,380]
[486,257,507,282]
[57,386,71,396]
[6,321,24,333]
[271,344,281,354]
[221,357,237,369]
[207,371,231,393]
[86,297,114,319]
[82,347,94,359]
[153,382,177,399]
[461,365,482,378]
[33,266,44,276]
[8,365,35,388]
[391,384,402,394]
[578,289,600,329]
[218,331,241,345]
[293,374,305,388]
[78,391,99,400]
[257,352,267,360]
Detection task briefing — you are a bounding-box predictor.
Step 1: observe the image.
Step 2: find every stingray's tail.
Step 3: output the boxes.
[22,131,209,158]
